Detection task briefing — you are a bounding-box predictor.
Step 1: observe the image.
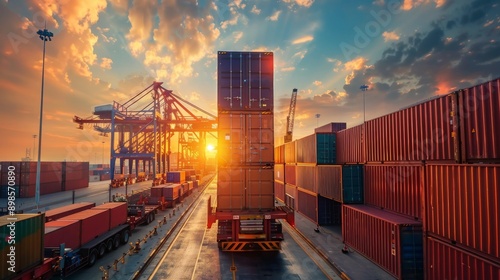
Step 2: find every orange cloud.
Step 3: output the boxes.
[344,57,368,71]
[382,31,400,41]
[292,35,314,45]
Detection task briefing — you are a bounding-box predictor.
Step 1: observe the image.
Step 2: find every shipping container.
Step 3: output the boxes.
[274,163,284,182]
[316,165,342,201]
[246,166,274,209]
[366,94,455,163]
[93,202,128,229]
[163,184,181,201]
[218,113,274,165]
[60,209,110,245]
[274,181,285,202]
[64,178,89,191]
[425,235,500,280]
[295,133,337,164]
[295,164,316,193]
[284,164,296,186]
[297,188,317,223]
[336,124,365,164]
[285,183,297,210]
[44,219,82,249]
[364,164,423,220]
[217,51,273,112]
[342,205,423,280]
[425,164,500,260]
[0,214,44,280]
[166,171,186,183]
[45,202,96,222]
[341,165,364,204]
[275,145,285,164]
[315,122,347,133]
[318,195,341,225]
[0,186,20,198]
[284,141,296,163]
[458,78,500,163]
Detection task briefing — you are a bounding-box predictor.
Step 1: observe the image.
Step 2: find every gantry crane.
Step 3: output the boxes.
[284,88,298,143]
[73,82,217,184]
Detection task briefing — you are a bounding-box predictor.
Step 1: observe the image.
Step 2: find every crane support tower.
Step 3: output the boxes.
[207,51,294,252]
[284,88,298,143]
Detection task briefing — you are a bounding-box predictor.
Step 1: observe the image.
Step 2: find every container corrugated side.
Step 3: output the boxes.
[217,167,245,210]
[275,145,285,164]
[341,165,364,204]
[425,235,500,280]
[93,202,128,229]
[59,209,110,246]
[425,164,500,260]
[284,164,296,186]
[274,164,284,182]
[336,124,365,164]
[316,133,336,164]
[45,202,96,222]
[364,164,422,220]
[167,171,186,183]
[1,214,44,280]
[44,219,81,249]
[284,141,296,163]
[297,188,317,223]
[318,195,341,225]
[316,165,342,201]
[246,166,274,210]
[285,183,297,210]
[295,164,316,193]
[296,134,316,163]
[274,181,285,202]
[342,205,423,280]
[459,78,500,163]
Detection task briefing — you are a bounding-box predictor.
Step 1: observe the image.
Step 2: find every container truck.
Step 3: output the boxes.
[207,51,294,251]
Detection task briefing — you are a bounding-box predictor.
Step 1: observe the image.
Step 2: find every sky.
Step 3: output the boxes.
[0,0,499,163]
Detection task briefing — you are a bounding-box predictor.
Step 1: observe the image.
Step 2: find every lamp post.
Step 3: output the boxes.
[360,84,369,163]
[35,26,54,208]
[360,84,368,124]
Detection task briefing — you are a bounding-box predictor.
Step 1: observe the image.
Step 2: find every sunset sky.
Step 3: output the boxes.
[0,0,499,163]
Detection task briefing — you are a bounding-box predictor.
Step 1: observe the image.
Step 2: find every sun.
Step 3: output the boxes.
[206,144,215,151]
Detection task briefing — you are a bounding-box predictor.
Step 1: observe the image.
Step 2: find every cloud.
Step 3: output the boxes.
[233,31,243,42]
[382,31,400,41]
[344,57,368,71]
[281,66,296,72]
[267,10,282,21]
[100,57,113,70]
[401,0,447,11]
[292,35,314,45]
[282,0,315,8]
[251,5,261,15]
[127,0,156,56]
[313,80,322,86]
[108,0,128,14]
[327,58,343,72]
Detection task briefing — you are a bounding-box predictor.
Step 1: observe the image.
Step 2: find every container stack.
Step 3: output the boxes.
[217,51,275,211]
[275,122,347,226]
[0,161,89,198]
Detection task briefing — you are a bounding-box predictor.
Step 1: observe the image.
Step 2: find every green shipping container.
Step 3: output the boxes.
[342,165,364,203]
[316,133,336,164]
[1,214,44,280]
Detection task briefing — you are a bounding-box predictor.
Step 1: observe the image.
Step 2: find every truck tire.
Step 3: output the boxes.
[88,249,98,267]
[121,230,130,244]
[113,234,121,249]
[106,239,113,251]
[98,243,107,257]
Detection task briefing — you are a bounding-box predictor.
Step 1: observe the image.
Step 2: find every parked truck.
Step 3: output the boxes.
[207,51,294,251]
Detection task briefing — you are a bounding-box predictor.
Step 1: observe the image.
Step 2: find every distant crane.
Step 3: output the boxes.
[284,88,298,143]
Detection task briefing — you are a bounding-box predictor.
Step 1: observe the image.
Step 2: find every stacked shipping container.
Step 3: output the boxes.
[0,162,89,198]
[217,51,275,211]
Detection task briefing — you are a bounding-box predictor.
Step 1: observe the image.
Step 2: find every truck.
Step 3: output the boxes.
[207,51,294,252]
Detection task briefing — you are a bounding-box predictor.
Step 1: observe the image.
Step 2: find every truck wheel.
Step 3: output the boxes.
[113,234,121,249]
[88,249,98,267]
[121,230,130,244]
[106,239,113,251]
[98,243,107,257]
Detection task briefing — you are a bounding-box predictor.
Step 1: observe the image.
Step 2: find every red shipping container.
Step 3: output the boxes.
[342,205,423,279]
[336,124,365,164]
[20,185,36,198]
[285,183,297,210]
[93,202,128,229]
[296,134,316,163]
[295,164,316,193]
[425,236,500,280]
[64,178,89,190]
[60,209,110,245]
[163,184,181,201]
[366,94,455,163]
[21,161,63,172]
[44,220,81,249]
[284,141,296,163]
[274,164,284,182]
[458,78,500,163]
[284,164,296,186]
[316,165,342,201]
[364,164,423,220]
[275,145,285,164]
[20,171,63,185]
[45,202,96,222]
[297,188,317,223]
[151,185,165,197]
[39,182,63,195]
[274,181,285,202]
[425,164,500,260]
[246,166,274,210]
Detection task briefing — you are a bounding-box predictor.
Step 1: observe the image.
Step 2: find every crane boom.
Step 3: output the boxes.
[284,88,298,143]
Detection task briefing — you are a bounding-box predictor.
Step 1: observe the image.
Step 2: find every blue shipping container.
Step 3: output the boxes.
[342,165,364,203]
[318,195,341,225]
[316,133,336,164]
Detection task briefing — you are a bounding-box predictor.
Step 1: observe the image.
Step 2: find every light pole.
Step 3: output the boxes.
[360,84,369,162]
[35,26,54,208]
[360,84,368,124]
[102,140,105,164]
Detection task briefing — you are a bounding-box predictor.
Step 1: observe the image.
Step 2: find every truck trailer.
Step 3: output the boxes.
[207,51,294,251]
